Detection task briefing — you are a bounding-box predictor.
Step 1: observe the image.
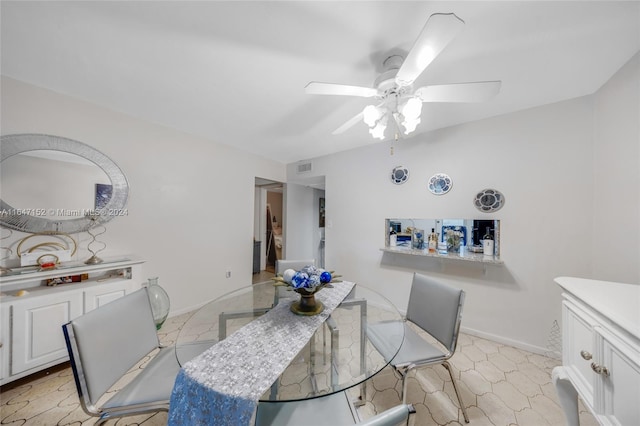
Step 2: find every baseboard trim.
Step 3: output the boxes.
[461,325,559,358]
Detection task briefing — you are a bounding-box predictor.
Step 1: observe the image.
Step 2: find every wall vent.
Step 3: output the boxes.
[296,161,312,174]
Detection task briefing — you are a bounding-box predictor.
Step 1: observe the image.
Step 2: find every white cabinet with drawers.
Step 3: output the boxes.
[0,257,144,385]
[553,276,640,426]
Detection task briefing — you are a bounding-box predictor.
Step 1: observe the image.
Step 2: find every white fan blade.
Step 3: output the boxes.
[415,81,502,103]
[305,81,378,98]
[395,13,465,86]
[332,110,364,135]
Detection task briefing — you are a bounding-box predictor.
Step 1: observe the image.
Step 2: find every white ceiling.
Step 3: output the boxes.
[2,1,639,164]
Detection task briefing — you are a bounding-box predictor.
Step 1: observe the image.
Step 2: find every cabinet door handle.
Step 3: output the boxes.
[580,350,592,360]
[590,362,610,377]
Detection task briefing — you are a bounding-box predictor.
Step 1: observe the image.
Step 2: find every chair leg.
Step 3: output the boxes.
[398,366,411,405]
[442,361,469,423]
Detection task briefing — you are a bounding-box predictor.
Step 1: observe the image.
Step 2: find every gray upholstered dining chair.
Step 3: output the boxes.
[255,390,414,426]
[62,288,212,425]
[276,258,316,274]
[367,272,469,423]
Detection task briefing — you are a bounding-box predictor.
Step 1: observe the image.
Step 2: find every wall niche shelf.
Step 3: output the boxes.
[380,246,504,265]
[385,218,503,266]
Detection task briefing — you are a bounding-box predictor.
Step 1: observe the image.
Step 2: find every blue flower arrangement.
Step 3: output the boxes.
[273,265,341,293]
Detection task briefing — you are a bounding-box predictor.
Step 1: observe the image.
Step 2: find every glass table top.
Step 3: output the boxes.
[175,280,404,402]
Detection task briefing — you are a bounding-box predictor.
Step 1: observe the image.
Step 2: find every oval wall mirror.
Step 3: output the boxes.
[0,134,129,234]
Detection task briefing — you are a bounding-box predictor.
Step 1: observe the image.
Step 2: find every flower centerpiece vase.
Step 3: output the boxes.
[290,288,324,316]
[273,265,340,317]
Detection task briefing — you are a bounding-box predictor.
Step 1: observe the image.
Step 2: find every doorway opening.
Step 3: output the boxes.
[254,178,283,283]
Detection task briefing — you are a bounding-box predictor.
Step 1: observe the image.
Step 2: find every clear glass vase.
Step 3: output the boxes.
[146,277,170,330]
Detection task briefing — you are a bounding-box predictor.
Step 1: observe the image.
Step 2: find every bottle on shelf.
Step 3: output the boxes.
[482,226,494,256]
[389,226,397,247]
[428,228,437,253]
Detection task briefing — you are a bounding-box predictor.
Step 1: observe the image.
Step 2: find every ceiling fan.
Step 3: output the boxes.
[305,13,501,140]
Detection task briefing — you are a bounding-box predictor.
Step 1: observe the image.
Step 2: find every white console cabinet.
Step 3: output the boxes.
[0,257,144,385]
[553,276,640,426]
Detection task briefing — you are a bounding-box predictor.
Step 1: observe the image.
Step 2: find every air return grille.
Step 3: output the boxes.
[296,162,312,174]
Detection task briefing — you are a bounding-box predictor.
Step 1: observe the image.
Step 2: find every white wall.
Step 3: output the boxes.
[283,183,316,260]
[592,52,640,283]
[287,64,639,353]
[283,184,325,267]
[1,76,286,314]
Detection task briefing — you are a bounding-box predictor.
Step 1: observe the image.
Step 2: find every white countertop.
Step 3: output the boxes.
[555,276,640,340]
[380,246,503,264]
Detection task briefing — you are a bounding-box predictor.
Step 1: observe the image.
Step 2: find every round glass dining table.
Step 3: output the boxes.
[175,280,405,403]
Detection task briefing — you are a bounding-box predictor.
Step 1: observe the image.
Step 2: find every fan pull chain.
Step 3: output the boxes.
[390,131,399,155]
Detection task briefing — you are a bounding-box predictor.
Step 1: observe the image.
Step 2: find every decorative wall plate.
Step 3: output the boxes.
[428,173,452,195]
[391,166,409,185]
[474,188,505,212]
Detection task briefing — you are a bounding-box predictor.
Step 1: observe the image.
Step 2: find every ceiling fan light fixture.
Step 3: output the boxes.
[307,12,500,141]
[369,116,387,140]
[401,97,422,119]
[402,116,421,135]
[363,105,383,127]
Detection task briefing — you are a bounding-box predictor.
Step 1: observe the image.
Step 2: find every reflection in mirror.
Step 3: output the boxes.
[0,134,129,234]
[1,151,111,220]
[386,218,500,257]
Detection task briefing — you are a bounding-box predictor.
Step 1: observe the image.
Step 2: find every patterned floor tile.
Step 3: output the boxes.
[504,370,544,398]
[459,369,493,396]
[459,343,489,363]
[0,315,600,426]
[498,344,530,364]
[474,338,502,355]
[491,380,531,411]
[475,359,507,383]
[514,406,554,426]
[477,392,518,425]
[528,393,567,426]
[487,352,519,373]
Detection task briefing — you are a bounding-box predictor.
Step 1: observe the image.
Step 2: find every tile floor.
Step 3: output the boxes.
[0,303,598,426]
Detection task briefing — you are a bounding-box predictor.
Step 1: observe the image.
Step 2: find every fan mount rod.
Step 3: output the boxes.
[375,55,410,98]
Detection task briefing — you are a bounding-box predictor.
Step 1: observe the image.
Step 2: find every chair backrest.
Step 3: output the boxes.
[405,273,465,354]
[63,288,160,406]
[275,259,315,275]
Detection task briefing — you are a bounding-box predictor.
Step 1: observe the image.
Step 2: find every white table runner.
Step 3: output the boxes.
[168,281,356,425]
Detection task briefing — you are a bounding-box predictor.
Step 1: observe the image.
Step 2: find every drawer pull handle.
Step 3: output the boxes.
[580,350,592,360]
[590,362,610,377]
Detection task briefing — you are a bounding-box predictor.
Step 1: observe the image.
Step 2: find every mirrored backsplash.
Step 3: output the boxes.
[386,218,500,257]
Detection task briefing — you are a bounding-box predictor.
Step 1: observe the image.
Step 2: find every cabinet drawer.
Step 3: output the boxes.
[83,281,133,312]
[11,291,83,375]
[562,300,596,407]
[0,306,9,380]
[597,327,640,426]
